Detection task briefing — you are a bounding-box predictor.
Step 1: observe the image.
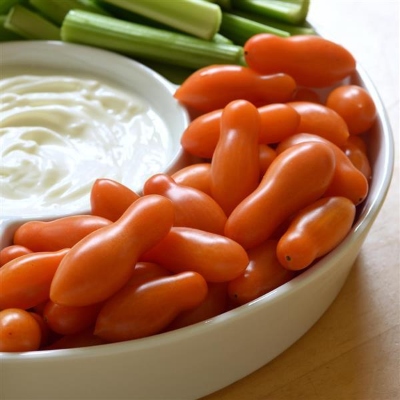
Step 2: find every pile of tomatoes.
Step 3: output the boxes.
[0,34,377,352]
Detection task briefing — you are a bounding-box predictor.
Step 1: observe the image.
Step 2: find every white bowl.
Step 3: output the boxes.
[0,59,394,399]
[0,41,191,246]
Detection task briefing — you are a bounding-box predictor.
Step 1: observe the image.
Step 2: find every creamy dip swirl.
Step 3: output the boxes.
[0,74,171,217]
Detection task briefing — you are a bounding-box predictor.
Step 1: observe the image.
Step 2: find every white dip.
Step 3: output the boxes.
[0,73,172,217]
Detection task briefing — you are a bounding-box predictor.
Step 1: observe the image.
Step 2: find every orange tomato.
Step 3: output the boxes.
[225,141,336,249]
[94,271,208,342]
[0,308,42,352]
[128,262,172,286]
[276,133,369,205]
[180,103,299,159]
[244,34,356,87]
[341,138,372,180]
[257,103,300,144]
[43,300,103,336]
[288,101,350,147]
[228,240,296,306]
[44,328,107,350]
[292,87,321,103]
[0,249,69,310]
[29,312,51,348]
[174,64,296,113]
[346,134,368,154]
[171,163,212,196]
[166,282,229,330]
[50,195,175,307]
[277,196,356,270]
[258,144,277,177]
[0,245,32,267]
[210,100,260,215]
[90,178,141,222]
[143,173,227,234]
[180,109,222,159]
[326,84,377,135]
[141,227,249,282]
[13,215,111,252]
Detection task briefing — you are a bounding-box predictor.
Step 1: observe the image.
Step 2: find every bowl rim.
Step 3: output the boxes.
[0,56,395,362]
[0,40,191,220]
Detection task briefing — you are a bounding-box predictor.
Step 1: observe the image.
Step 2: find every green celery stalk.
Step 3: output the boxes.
[231,10,316,35]
[61,10,245,69]
[220,11,289,45]
[212,32,233,44]
[96,0,172,28]
[99,0,232,44]
[29,0,110,26]
[0,0,20,15]
[79,0,110,12]
[231,0,310,25]
[203,0,232,10]
[5,4,60,40]
[101,0,222,40]
[0,14,24,41]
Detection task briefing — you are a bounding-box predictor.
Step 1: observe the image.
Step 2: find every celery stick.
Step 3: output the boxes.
[220,11,289,45]
[100,1,231,43]
[101,0,221,40]
[231,0,310,25]
[203,0,232,10]
[231,10,316,35]
[29,0,87,25]
[212,33,233,44]
[0,0,20,15]
[0,14,24,41]
[61,10,244,69]
[79,0,111,13]
[96,0,169,29]
[5,4,60,40]
[29,0,110,26]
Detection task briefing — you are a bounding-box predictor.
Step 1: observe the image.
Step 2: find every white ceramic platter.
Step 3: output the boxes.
[0,42,394,400]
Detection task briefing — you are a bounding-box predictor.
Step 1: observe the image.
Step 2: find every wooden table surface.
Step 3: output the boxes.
[202,1,400,399]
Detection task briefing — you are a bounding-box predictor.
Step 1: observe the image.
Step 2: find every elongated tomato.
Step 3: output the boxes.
[95,271,208,342]
[50,195,174,307]
[228,240,296,306]
[288,101,350,147]
[210,100,261,215]
[180,109,222,159]
[174,64,296,113]
[172,163,212,196]
[141,227,249,282]
[166,282,229,330]
[277,196,356,270]
[341,138,372,180]
[143,173,227,234]
[42,300,103,336]
[258,144,277,177]
[90,178,141,222]
[13,215,111,252]
[0,245,32,267]
[225,141,336,249]
[258,103,300,144]
[276,133,369,205]
[180,103,300,159]
[244,34,356,87]
[0,249,69,310]
[44,328,107,350]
